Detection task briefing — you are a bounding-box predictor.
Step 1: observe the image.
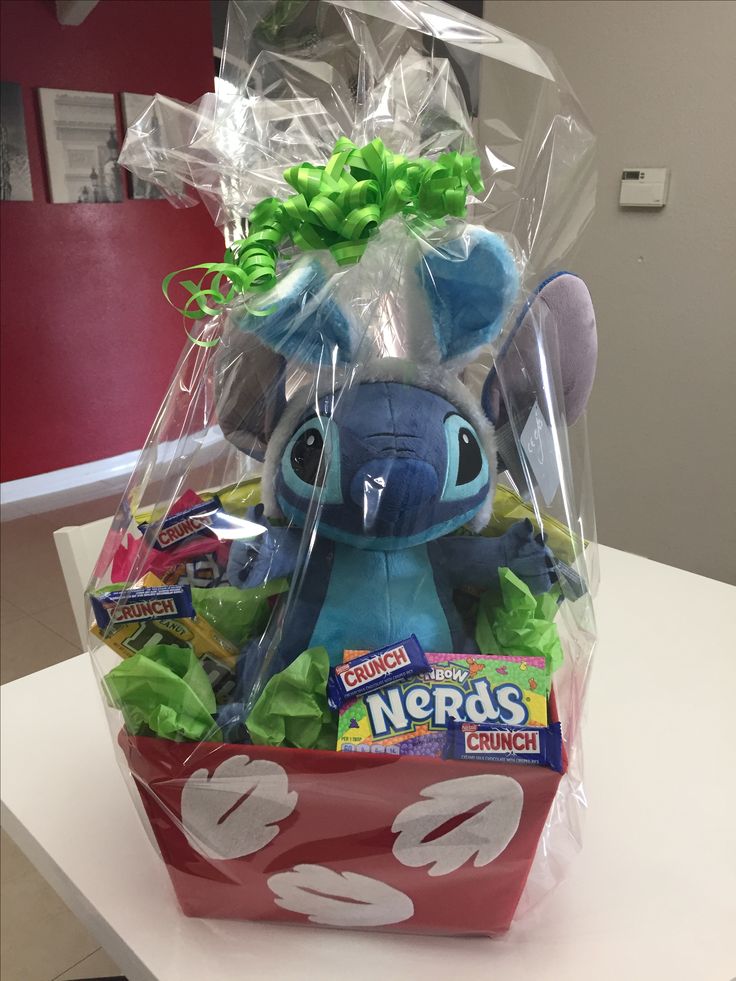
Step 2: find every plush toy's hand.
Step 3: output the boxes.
[549,553,587,600]
[503,519,555,595]
[226,538,266,589]
[226,505,297,589]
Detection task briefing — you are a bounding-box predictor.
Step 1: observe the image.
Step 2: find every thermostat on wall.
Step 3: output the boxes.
[619,168,669,207]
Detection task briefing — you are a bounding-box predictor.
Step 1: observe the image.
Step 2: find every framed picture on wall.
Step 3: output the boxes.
[1,81,33,201]
[121,92,166,200]
[38,88,123,203]
[121,92,187,201]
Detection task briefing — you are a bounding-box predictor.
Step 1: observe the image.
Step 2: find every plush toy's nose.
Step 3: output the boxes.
[350,458,439,524]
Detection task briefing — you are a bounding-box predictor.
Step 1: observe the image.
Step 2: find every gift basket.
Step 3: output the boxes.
[87,0,598,936]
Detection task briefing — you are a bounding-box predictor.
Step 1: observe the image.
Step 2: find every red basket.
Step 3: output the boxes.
[120,700,563,936]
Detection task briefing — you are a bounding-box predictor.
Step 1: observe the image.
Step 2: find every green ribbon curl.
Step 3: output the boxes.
[164,137,484,334]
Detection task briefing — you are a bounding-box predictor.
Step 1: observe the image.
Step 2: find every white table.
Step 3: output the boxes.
[2,546,735,981]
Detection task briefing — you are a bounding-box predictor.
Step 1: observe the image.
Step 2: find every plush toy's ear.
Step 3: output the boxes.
[230,256,354,366]
[214,326,287,462]
[415,227,520,365]
[482,272,597,484]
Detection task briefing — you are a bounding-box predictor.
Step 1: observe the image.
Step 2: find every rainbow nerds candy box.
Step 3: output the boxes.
[337,653,550,757]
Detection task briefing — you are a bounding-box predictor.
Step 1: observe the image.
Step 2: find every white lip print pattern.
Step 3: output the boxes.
[267,864,415,927]
[180,755,297,860]
[391,774,523,876]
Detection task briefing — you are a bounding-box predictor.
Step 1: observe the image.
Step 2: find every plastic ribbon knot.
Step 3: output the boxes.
[163,137,484,330]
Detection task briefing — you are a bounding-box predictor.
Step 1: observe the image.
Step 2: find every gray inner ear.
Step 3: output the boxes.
[482,273,597,492]
[214,326,286,462]
[484,273,597,431]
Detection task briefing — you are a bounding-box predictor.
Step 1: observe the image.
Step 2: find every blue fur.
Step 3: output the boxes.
[228,510,549,671]
[309,544,453,663]
[275,383,490,549]
[227,382,553,675]
[232,258,353,365]
[277,494,483,552]
[223,229,556,693]
[417,228,520,362]
[226,508,300,586]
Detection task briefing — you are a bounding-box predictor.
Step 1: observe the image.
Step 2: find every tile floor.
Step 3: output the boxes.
[1,480,127,980]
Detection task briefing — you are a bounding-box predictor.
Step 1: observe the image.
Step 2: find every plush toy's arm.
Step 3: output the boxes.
[226,505,300,589]
[432,519,554,595]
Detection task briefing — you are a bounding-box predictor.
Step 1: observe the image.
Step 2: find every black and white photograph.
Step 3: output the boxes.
[38,87,123,203]
[121,92,165,199]
[0,81,33,201]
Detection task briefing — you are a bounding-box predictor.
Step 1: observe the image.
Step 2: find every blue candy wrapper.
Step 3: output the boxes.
[138,494,267,555]
[91,584,194,630]
[138,497,224,550]
[444,721,563,772]
[327,635,430,710]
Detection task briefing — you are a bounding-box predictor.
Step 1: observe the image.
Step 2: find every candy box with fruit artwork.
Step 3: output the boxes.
[88,0,599,940]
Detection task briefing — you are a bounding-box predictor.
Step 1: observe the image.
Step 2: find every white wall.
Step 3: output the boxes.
[484,0,736,584]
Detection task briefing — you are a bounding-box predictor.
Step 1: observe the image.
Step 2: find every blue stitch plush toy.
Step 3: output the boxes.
[215,224,595,701]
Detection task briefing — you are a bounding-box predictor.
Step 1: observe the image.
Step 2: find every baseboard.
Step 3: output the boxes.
[1,430,227,506]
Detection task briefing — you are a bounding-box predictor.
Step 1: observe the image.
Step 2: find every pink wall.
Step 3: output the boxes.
[0,0,223,481]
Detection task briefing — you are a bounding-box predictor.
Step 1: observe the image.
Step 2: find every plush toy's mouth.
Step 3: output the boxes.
[276,488,484,550]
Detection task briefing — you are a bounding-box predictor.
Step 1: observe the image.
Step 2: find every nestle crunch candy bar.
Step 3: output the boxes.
[138,496,224,551]
[337,652,550,756]
[90,578,237,669]
[91,584,194,630]
[444,720,563,772]
[327,635,429,710]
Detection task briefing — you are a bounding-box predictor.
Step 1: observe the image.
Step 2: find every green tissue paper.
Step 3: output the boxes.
[104,644,220,742]
[191,580,288,648]
[476,567,564,672]
[247,647,337,750]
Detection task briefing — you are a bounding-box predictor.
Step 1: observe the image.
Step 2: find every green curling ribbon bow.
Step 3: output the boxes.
[163,137,483,329]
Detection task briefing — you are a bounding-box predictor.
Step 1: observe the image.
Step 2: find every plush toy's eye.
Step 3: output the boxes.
[291,427,324,486]
[457,427,483,485]
[442,414,489,502]
[281,416,342,505]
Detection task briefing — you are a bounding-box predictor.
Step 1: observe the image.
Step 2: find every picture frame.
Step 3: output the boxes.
[121,92,167,200]
[38,88,123,203]
[1,81,33,201]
